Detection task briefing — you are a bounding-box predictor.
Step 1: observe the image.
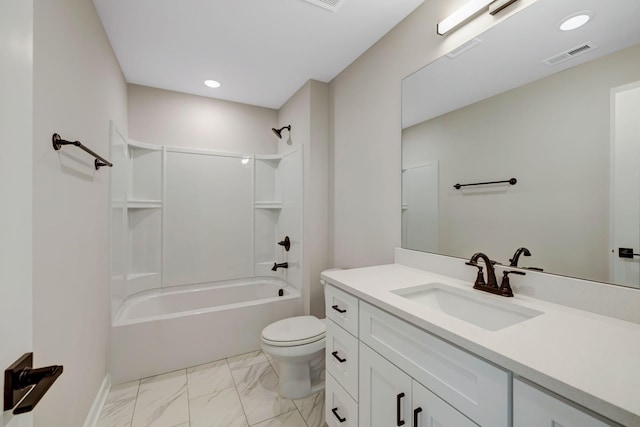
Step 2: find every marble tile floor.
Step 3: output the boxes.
[96,351,326,427]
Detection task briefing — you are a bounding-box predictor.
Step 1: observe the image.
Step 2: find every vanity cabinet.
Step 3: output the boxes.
[325,285,360,427]
[324,283,509,427]
[360,342,476,427]
[513,379,613,427]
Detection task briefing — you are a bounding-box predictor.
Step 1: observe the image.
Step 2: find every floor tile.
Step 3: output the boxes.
[231,361,296,425]
[294,391,325,427]
[263,353,279,377]
[189,388,248,427]
[131,370,189,427]
[227,351,268,371]
[187,359,235,399]
[250,410,306,427]
[96,380,140,427]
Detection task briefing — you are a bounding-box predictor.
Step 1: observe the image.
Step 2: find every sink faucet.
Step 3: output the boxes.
[509,247,531,267]
[466,252,518,297]
[466,252,498,288]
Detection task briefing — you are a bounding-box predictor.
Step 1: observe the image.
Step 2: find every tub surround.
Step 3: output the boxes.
[322,250,640,426]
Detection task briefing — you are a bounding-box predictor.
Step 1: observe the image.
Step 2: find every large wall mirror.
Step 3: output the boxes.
[401,0,640,288]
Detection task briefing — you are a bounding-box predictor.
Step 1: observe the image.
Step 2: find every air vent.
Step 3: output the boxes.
[446,38,482,59]
[302,0,344,12]
[542,42,598,66]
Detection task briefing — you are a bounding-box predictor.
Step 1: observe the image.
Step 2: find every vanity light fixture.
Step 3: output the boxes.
[437,0,519,36]
[204,79,221,88]
[559,12,592,31]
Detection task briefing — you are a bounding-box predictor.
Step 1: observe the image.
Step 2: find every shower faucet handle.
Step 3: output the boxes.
[277,236,291,252]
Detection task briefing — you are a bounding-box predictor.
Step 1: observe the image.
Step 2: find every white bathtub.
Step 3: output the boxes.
[110,277,302,384]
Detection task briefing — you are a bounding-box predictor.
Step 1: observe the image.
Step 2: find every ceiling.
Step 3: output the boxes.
[402,0,640,128]
[93,0,425,109]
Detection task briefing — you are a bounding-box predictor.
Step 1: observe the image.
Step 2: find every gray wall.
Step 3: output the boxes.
[128,84,278,153]
[329,0,538,268]
[32,0,128,425]
[403,45,640,282]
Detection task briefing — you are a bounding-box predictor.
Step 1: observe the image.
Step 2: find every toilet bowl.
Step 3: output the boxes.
[260,315,326,399]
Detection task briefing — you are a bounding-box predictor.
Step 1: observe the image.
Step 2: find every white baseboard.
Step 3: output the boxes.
[83,374,111,427]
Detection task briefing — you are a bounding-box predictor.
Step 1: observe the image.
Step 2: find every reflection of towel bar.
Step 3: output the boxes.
[454,178,517,190]
[52,133,113,170]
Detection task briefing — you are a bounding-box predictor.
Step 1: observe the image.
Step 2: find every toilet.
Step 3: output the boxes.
[261,315,326,399]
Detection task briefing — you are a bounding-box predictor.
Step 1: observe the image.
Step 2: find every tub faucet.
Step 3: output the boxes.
[272,262,288,271]
[465,252,501,293]
[509,247,531,267]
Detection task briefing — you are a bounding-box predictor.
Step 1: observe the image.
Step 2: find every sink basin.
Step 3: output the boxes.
[391,283,543,331]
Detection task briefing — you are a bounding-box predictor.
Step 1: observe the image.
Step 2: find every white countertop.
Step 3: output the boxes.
[322,264,640,427]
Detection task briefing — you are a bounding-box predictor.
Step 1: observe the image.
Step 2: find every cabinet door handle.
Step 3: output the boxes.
[332,304,347,313]
[414,407,423,426]
[396,392,405,426]
[331,407,346,423]
[331,351,347,363]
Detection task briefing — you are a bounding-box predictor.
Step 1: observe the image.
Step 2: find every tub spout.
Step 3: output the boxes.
[272,262,288,271]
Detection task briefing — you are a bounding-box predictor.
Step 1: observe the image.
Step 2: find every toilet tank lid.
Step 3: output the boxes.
[262,316,325,343]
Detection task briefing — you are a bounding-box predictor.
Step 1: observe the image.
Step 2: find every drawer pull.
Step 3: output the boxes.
[332,304,347,313]
[331,351,347,363]
[414,407,422,426]
[331,407,346,423]
[397,392,405,426]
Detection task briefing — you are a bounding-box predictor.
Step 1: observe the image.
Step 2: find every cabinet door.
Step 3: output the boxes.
[514,379,612,427]
[360,343,412,427]
[412,381,477,427]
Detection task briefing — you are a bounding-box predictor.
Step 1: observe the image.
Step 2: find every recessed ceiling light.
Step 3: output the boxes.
[204,80,221,88]
[559,12,592,31]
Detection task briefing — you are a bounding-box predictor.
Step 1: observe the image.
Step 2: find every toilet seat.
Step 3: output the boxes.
[261,316,325,347]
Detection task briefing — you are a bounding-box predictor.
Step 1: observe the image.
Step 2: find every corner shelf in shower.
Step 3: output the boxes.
[254,201,283,209]
[127,199,163,209]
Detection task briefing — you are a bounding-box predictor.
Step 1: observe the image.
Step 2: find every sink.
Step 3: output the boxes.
[391,282,543,331]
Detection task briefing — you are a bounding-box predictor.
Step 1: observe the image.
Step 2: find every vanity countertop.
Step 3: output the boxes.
[322,264,640,427]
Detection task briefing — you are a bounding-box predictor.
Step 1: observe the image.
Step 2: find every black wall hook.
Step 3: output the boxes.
[52,133,113,170]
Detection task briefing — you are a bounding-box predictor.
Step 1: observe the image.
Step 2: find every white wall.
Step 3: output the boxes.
[402,45,640,283]
[278,80,330,318]
[32,0,128,425]
[0,1,33,426]
[128,84,278,154]
[330,0,538,268]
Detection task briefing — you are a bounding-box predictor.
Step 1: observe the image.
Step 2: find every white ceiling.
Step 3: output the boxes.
[402,0,640,128]
[93,0,425,109]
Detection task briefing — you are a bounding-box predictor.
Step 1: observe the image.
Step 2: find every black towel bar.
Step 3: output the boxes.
[454,178,517,190]
[52,133,113,170]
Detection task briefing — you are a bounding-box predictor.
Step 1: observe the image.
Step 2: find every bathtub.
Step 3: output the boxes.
[110,277,302,384]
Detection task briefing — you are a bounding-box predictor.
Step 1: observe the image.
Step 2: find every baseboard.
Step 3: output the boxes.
[83,374,111,427]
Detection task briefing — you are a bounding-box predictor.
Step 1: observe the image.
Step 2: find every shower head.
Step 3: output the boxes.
[272,125,291,139]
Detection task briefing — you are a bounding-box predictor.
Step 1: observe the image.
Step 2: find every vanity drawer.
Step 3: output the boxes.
[326,319,359,401]
[325,285,359,337]
[326,372,358,427]
[359,301,510,427]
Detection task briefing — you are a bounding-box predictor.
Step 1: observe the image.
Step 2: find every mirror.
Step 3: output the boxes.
[401,0,640,288]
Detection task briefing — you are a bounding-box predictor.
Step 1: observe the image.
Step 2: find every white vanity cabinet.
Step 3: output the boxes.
[513,379,614,427]
[324,283,509,427]
[360,342,476,427]
[325,285,360,427]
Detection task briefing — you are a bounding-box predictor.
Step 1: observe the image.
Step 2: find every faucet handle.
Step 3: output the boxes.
[465,262,486,288]
[499,270,525,297]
